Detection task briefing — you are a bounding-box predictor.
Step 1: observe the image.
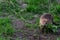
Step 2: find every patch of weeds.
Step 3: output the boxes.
[0,36,5,40]
[24,0,58,14]
[26,0,49,14]
[50,4,60,15]
[0,0,21,17]
[25,23,37,29]
[0,17,15,35]
[0,36,11,40]
[57,37,60,40]
[56,5,60,13]
[21,13,34,20]
[25,17,39,29]
[53,14,60,22]
[45,23,58,33]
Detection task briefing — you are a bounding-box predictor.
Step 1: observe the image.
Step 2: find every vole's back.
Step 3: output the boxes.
[41,13,53,21]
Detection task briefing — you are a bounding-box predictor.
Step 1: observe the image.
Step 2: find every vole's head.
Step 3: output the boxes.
[40,18,48,26]
[40,13,53,26]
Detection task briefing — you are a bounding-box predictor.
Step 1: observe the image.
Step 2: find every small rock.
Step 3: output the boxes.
[34,14,39,18]
[21,3,27,9]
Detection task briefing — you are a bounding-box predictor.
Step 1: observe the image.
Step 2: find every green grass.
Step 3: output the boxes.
[56,36,60,40]
[0,17,15,35]
[0,17,15,40]
[24,0,49,14]
[25,17,39,29]
[0,0,60,39]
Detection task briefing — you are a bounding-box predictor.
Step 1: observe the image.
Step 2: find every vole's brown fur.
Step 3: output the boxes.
[39,13,58,33]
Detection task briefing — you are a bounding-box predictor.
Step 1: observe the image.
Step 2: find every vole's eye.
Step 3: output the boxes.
[45,22,47,24]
